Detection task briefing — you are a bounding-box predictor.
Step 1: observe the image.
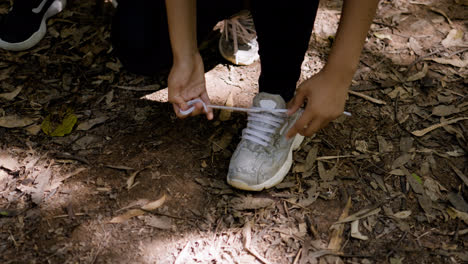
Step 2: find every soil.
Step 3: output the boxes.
[0,0,467,264]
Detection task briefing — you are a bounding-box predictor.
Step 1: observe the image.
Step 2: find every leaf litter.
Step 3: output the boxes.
[1,0,467,263]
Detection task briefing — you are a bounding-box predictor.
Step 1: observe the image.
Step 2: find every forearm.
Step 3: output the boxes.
[325,0,379,81]
[165,0,198,62]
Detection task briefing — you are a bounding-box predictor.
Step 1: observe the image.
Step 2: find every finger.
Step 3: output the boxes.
[200,93,213,120]
[287,90,306,116]
[286,110,313,139]
[171,95,189,112]
[173,103,189,119]
[303,118,325,137]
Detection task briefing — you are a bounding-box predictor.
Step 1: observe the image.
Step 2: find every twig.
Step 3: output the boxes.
[316,155,356,161]
[53,213,87,218]
[54,153,90,165]
[348,90,386,105]
[293,248,302,264]
[113,84,160,91]
[411,117,468,137]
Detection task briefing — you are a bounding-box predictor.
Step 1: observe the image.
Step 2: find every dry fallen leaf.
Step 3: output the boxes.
[447,207,468,225]
[411,117,468,136]
[76,116,109,131]
[232,196,274,210]
[127,169,145,190]
[334,207,381,225]
[432,105,460,117]
[109,209,145,223]
[351,220,368,240]
[144,215,173,230]
[141,193,167,211]
[428,57,468,68]
[304,145,319,172]
[407,63,428,82]
[0,86,22,101]
[0,115,36,128]
[393,210,412,219]
[441,29,465,48]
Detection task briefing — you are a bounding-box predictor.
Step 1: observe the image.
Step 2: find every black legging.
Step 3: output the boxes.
[111,0,319,102]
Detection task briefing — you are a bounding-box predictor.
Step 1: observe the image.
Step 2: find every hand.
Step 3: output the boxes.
[167,52,213,120]
[286,68,350,138]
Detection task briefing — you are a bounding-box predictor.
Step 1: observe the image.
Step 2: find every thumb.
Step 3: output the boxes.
[287,91,305,116]
[172,95,189,111]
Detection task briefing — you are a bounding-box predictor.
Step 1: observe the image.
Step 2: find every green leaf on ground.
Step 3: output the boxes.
[41,110,77,137]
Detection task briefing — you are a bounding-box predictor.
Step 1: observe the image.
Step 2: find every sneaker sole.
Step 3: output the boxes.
[218,38,259,66]
[0,0,66,51]
[228,134,305,191]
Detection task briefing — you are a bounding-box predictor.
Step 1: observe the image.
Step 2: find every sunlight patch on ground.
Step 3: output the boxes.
[142,64,258,108]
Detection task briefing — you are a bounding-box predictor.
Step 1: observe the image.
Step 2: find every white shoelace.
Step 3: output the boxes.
[179,99,351,147]
[181,99,287,146]
[223,12,257,63]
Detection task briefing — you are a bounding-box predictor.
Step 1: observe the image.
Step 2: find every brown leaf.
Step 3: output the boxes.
[407,63,428,82]
[317,161,338,181]
[391,153,412,169]
[76,116,109,131]
[428,57,468,68]
[350,220,368,240]
[412,117,468,137]
[377,136,393,153]
[0,86,22,101]
[400,137,414,152]
[141,193,167,211]
[143,215,173,229]
[432,105,461,117]
[109,209,145,223]
[393,210,412,219]
[304,145,318,172]
[408,37,423,56]
[0,151,19,171]
[232,196,274,210]
[328,198,352,250]
[448,207,468,225]
[0,115,37,128]
[441,29,465,48]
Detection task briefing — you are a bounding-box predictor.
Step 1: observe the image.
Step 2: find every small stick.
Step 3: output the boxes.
[348,90,386,105]
[411,117,468,137]
[113,85,160,91]
[293,248,302,264]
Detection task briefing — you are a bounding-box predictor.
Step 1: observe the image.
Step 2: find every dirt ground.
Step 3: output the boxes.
[1,0,467,263]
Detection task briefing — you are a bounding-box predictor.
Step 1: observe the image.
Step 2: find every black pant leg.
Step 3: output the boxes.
[111,0,243,76]
[250,0,320,102]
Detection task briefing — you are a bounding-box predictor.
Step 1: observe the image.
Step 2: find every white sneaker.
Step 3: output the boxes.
[219,10,259,66]
[227,92,304,191]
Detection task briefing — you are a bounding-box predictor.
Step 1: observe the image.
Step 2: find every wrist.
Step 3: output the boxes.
[173,49,200,64]
[322,62,356,88]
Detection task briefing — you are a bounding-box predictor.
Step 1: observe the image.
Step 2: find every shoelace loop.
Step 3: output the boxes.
[223,12,257,64]
[181,99,287,146]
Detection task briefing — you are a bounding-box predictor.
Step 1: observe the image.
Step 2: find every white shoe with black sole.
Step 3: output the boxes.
[0,0,66,51]
[227,92,304,191]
